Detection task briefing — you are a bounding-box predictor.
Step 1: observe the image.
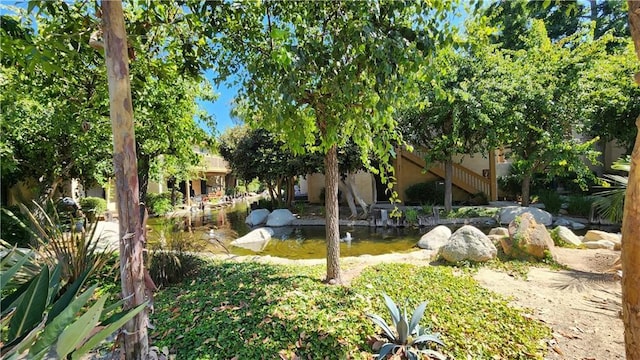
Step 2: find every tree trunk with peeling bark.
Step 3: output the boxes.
[102,1,149,359]
[623,3,640,358]
[324,144,341,284]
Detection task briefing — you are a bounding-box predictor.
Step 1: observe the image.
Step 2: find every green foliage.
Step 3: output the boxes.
[405,182,445,206]
[0,239,145,359]
[534,190,562,215]
[593,157,629,223]
[441,207,499,219]
[0,206,32,248]
[145,192,175,216]
[403,208,419,226]
[367,294,445,360]
[565,195,595,217]
[7,202,114,286]
[151,261,550,359]
[78,197,107,223]
[148,251,205,288]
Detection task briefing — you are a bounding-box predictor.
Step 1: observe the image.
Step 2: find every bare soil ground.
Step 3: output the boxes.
[473,248,624,360]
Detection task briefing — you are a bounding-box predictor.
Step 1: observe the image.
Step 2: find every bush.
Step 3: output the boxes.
[405,181,444,205]
[145,192,175,216]
[403,207,419,225]
[566,195,594,217]
[148,251,205,287]
[79,197,107,222]
[534,190,562,214]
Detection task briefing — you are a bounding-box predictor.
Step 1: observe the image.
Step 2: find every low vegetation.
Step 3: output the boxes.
[151,261,550,359]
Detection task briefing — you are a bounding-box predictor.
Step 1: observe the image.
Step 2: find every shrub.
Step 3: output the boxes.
[79,197,107,222]
[405,182,444,205]
[404,208,419,225]
[0,237,144,359]
[148,251,205,287]
[145,192,175,216]
[566,195,595,217]
[534,190,562,214]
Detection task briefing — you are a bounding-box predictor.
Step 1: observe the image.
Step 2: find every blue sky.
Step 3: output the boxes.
[200,77,239,136]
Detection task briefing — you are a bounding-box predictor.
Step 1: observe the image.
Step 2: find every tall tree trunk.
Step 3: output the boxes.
[521,173,532,207]
[339,177,358,218]
[102,2,148,359]
[346,172,369,218]
[444,158,453,212]
[324,144,341,284]
[622,3,640,358]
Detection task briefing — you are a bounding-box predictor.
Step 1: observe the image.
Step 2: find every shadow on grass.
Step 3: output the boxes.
[150,261,371,359]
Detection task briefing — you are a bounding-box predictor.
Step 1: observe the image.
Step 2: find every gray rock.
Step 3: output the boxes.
[417,225,452,251]
[571,222,586,230]
[583,240,615,250]
[230,227,274,252]
[499,206,553,226]
[552,226,582,247]
[553,218,572,227]
[266,209,296,227]
[245,209,271,226]
[503,213,555,260]
[440,225,497,263]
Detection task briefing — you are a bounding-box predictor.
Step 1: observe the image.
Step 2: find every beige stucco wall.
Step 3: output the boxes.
[307,171,374,204]
[396,155,468,203]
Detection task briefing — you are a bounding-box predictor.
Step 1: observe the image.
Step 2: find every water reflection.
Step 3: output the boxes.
[146,200,423,260]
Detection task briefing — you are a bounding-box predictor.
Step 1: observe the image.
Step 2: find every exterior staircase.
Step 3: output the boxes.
[400,149,492,197]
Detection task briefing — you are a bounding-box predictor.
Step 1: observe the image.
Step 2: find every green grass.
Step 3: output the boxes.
[150,261,550,359]
[441,206,500,219]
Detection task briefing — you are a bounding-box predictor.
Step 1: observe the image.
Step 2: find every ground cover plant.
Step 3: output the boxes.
[151,261,550,359]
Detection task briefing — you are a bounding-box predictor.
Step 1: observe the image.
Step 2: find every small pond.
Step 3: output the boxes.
[146,199,618,260]
[146,200,426,260]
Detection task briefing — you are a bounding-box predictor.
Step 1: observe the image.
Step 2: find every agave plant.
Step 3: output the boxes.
[2,201,116,286]
[1,246,146,359]
[367,294,446,360]
[593,157,630,224]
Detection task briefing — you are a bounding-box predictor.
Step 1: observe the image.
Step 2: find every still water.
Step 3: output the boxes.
[146,200,420,260]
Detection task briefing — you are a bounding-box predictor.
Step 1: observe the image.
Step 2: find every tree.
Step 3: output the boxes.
[101,1,148,358]
[398,46,503,211]
[1,2,215,205]
[493,21,600,206]
[196,0,458,283]
[622,3,640,358]
[220,126,319,208]
[1,8,112,200]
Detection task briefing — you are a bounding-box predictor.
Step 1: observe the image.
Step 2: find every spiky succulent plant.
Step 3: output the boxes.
[367,294,446,360]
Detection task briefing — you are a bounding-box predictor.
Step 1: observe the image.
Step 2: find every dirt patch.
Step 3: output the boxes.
[474,248,624,360]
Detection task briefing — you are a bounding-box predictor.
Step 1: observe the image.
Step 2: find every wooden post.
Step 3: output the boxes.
[102,1,148,358]
[395,147,404,204]
[489,149,498,201]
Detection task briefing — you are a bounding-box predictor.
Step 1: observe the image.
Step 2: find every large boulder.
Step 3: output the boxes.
[440,225,497,263]
[230,227,274,252]
[503,213,555,260]
[245,209,270,226]
[417,225,452,251]
[266,209,296,227]
[499,207,553,226]
[551,226,582,247]
[583,240,616,250]
[583,230,621,250]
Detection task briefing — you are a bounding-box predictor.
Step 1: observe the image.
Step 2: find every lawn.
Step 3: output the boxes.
[150,261,550,359]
